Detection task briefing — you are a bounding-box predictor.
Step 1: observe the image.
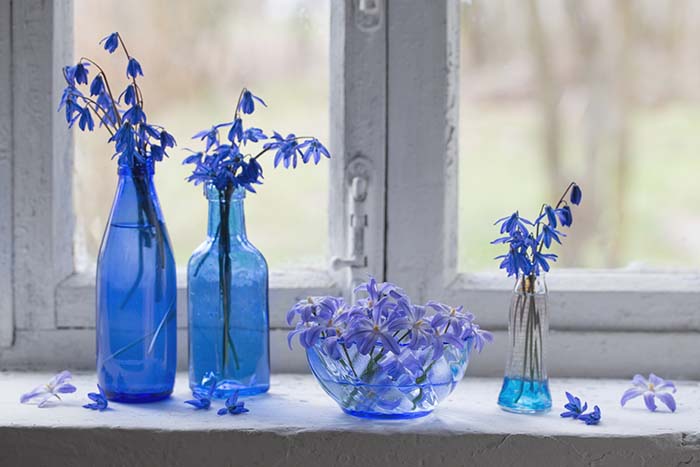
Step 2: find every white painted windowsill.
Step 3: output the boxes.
[0,373,698,467]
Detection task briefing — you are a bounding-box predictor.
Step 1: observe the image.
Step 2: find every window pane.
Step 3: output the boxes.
[459,0,700,270]
[73,0,329,269]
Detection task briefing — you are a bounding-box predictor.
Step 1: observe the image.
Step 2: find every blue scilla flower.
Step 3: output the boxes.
[89,75,104,96]
[538,224,565,249]
[536,205,558,228]
[495,212,533,236]
[100,32,119,54]
[579,406,601,425]
[532,251,557,274]
[242,127,267,144]
[217,391,249,416]
[123,105,146,124]
[265,132,304,168]
[68,62,90,85]
[570,184,582,205]
[239,89,266,115]
[83,385,108,411]
[126,57,144,79]
[298,138,331,165]
[185,377,216,410]
[227,118,243,143]
[557,206,573,227]
[77,106,95,131]
[560,392,587,419]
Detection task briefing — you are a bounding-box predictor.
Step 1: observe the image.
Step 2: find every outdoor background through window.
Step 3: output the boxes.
[73,0,329,269]
[459,0,700,271]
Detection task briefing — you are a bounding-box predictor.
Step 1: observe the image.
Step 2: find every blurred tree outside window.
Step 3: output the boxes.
[73,0,329,270]
[459,0,700,271]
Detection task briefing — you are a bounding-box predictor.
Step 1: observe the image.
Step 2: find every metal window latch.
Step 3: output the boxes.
[355,0,382,32]
[331,157,371,275]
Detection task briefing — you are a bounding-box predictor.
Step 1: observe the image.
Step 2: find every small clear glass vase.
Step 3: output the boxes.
[96,161,177,403]
[497,273,552,413]
[187,184,270,398]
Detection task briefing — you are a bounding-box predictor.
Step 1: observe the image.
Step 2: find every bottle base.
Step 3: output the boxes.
[497,376,552,414]
[341,408,433,419]
[191,381,270,399]
[105,389,173,403]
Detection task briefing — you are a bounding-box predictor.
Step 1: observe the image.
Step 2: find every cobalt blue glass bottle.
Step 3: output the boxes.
[188,183,270,398]
[497,273,552,413]
[96,160,177,402]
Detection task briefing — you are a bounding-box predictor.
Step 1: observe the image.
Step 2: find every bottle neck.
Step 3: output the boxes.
[206,185,247,241]
[515,273,547,295]
[110,170,162,226]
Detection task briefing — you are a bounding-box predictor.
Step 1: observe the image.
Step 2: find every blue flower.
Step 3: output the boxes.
[579,405,601,425]
[344,304,408,355]
[560,392,587,419]
[83,385,108,411]
[20,371,77,407]
[227,118,243,143]
[72,63,90,85]
[536,205,558,228]
[557,206,573,227]
[126,57,143,78]
[538,224,564,249]
[119,84,137,106]
[78,106,95,131]
[298,138,331,164]
[264,132,304,168]
[217,391,249,416]
[160,130,176,149]
[100,32,119,53]
[495,212,533,235]
[242,127,267,144]
[621,373,677,413]
[239,89,266,115]
[123,105,146,124]
[185,378,216,410]
[89,75,104,96]
[532,251,557,273]
[192,125,226,152]
[570,184,582,205]
[463,324,494,353]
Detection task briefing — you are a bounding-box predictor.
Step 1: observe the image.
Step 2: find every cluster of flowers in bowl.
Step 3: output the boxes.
[287,277,493,419]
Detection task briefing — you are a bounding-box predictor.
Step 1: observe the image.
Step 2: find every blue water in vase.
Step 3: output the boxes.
[497,376,552,413]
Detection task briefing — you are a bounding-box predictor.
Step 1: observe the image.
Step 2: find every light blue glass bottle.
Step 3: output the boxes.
[497,274,552,413]
[188,183,270,398]
[96,160,177,402]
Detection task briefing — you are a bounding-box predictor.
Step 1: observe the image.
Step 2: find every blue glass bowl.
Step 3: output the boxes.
[306,338,473,419]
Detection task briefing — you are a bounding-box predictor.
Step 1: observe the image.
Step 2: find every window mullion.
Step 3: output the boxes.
[385,0,459,301]
[329,0,388,297]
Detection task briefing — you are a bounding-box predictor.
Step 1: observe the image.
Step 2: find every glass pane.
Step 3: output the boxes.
[73,0,329,269]
[459,0,700,271]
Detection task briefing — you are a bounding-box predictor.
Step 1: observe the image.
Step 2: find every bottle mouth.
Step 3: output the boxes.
[117,158,154,176]
[204,183,246,202]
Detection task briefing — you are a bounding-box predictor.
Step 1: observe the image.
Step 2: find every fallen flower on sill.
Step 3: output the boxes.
[83,385,109,411]
[20,370,77,408]
[621,373,677,413]
[217,391,249,416]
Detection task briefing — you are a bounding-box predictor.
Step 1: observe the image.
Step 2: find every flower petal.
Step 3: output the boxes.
[620,388,643,407]
[643,392,657,412]
[656,392,676,413]
[20,386,49,404]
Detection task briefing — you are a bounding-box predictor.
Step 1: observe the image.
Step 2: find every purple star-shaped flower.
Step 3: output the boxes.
[20,371,77,408]
[621,373,677,413]
[185,375,217,410]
